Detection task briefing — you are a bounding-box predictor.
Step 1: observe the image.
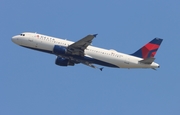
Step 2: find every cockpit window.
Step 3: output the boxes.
[20,34,25,36]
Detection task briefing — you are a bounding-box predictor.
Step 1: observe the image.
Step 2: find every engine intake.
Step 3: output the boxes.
[53,45,67,55]
[55,57,74,66]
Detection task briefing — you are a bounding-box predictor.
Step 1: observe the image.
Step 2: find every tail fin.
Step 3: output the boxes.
[131,38,163,59]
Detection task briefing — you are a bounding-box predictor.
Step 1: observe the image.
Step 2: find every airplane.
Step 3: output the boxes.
[12,32,163,71]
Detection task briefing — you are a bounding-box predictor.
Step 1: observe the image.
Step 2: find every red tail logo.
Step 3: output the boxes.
[131,38,163,59]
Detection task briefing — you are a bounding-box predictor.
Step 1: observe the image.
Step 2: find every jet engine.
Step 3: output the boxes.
[55,57,74,66]
[53,45,67,55]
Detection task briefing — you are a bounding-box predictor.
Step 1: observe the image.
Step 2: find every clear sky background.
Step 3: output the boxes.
[1,0,180,115]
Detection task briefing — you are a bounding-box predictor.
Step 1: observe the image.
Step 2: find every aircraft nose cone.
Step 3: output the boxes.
[12,36,18,44]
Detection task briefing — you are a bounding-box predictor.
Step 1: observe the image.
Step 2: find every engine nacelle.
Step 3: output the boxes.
[53,45,67,55]
[55,57,74,66]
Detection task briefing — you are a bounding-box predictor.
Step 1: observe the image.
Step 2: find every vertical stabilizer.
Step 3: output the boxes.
[131,38,163,59]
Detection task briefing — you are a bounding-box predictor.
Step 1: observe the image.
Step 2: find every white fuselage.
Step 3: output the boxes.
[12,32,159,69]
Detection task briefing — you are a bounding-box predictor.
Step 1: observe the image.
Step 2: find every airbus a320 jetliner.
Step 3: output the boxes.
[12,32,163,71]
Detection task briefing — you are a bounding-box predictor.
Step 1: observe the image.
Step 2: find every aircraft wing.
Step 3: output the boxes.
[67,34,97,56]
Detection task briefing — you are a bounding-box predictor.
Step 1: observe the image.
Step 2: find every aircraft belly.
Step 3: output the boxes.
[86,52,121,67]
[20,38,54,54]
[89,53,147,68]
[37,41,54,52]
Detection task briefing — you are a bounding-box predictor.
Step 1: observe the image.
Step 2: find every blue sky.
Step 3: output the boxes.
[1,0,180,115]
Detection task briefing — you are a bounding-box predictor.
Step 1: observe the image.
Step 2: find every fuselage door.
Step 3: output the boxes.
[125,58,129,64]
[28,34,34,42]
[26,33,38,48]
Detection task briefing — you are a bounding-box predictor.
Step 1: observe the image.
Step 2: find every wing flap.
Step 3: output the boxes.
[81,61,103,71]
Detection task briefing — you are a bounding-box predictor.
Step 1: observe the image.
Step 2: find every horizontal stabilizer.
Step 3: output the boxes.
[139,57,155,64]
